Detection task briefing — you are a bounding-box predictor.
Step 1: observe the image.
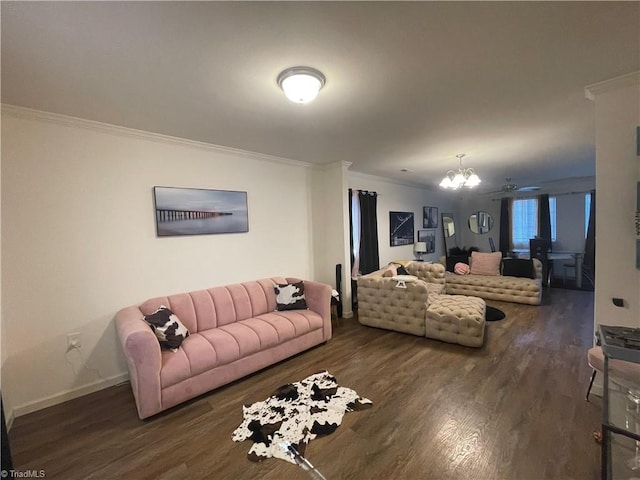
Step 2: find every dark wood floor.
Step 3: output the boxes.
[8,288,601,480]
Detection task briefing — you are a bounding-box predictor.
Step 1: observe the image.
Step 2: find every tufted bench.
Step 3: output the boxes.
[425,294,486,348]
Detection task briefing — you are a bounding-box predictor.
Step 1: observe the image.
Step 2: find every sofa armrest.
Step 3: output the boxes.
[357,276,430,332]
[287,279,332,340]
[405,261,446,284]
[115,306,163,419]
[357,275,431,308]
[532,258,543,280]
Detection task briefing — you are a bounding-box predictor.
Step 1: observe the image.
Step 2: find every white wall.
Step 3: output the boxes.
[348,172,458,266]
[587,73,640,329]
[554,193,589,252]
[310,161,352,306]
[1,107,319,417]
[458,195,500,253]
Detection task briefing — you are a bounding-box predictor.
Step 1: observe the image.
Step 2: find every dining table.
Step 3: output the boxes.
[513,251,584,288]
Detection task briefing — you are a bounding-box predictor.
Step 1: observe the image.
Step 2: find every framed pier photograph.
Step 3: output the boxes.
[153,186,249,237]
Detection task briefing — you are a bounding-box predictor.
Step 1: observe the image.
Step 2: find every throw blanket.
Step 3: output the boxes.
[232,370,372,463]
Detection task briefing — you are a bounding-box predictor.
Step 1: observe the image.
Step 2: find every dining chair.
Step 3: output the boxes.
[562,261,576,286]
[586,346,640,401]
[529,237,552,286]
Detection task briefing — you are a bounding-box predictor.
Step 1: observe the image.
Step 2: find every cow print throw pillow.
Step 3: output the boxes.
[274,281,308,311]
[143,306,190,352]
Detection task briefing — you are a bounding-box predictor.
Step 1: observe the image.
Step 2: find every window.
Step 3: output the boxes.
[512,197,557,249]
[511,198,538,250]
[585,192,591,237]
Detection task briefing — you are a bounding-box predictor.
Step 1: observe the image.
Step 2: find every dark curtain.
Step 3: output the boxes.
[348,189,355,274]
[499,198,511,256]
[538,194,552,245]
[358,191,380,274]
[583,190,596,276]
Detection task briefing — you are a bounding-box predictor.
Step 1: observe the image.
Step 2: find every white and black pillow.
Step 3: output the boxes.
[143,306,190,351]
[274,281,308,311]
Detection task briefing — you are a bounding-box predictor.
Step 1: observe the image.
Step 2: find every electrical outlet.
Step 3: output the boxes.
[67,332,82,350]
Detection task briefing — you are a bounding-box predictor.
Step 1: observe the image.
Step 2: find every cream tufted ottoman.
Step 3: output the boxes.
[425,294,486,348]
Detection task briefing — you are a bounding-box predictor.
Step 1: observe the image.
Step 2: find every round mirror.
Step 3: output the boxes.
[468,211,494,234]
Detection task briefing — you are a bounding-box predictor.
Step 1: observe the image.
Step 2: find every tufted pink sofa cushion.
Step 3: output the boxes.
[138,278,290,332]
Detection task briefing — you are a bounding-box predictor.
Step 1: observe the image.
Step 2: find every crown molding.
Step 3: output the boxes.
[313,160,353,172]
[585,71,640,101]
[348,170,435,191]
[1,104,312,169]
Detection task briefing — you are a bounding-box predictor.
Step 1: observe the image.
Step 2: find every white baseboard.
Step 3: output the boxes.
[12,373,129,419]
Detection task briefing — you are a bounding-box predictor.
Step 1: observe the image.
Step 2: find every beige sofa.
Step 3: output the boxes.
[356,258,543,347]
[357,262,486,347]
[440,257,543,305]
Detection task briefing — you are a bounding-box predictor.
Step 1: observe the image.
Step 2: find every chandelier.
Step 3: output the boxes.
[277,66,326,104]
[439,154,481,189]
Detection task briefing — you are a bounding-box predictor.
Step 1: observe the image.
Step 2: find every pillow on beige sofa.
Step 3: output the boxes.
[454,262,470,275]
[382,264,398,277]
[470,252,502,276]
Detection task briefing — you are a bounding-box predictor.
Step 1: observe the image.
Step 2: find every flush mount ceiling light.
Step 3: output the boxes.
[439,154,481,189]
[277,66,326,104]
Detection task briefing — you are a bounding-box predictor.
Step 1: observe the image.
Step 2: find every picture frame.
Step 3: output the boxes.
[423,206,438,228]
[153,186,249,237]
[389,211,414,246]
[418,229,436,253]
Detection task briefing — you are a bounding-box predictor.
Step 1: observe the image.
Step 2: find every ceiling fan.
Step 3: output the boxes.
[484,178,540,194]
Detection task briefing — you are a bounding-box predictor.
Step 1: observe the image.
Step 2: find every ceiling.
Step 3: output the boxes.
[2,2,639,192]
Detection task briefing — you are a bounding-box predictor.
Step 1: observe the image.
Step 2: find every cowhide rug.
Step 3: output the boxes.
[232,370,372,463]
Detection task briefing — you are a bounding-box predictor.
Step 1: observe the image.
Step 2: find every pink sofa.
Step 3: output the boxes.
[115,277,332,419]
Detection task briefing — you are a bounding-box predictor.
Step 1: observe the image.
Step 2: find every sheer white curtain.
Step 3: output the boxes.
[511,198,538,249]
[351,190,361,278]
